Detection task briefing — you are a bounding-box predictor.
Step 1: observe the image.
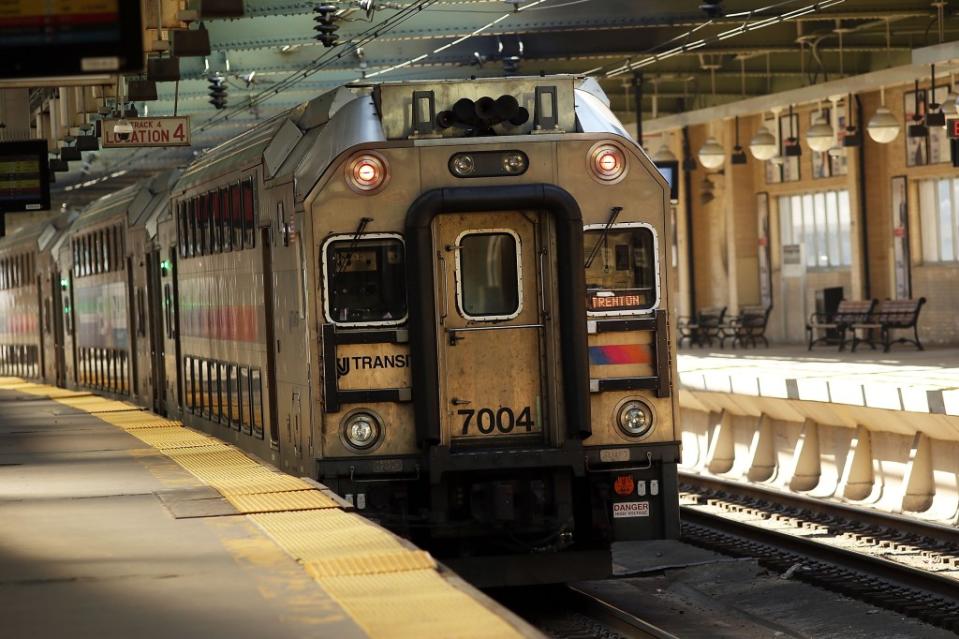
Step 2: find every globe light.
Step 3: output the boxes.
[806,115,835,152]
[651,143,677,163]
[697,136,725,170]
[866,106,901,144]
[749,126,778,160]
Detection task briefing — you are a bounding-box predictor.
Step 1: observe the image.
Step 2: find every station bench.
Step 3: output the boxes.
[720,305,772,348]
[678,306,726,348]
[850,297,926,352]
[806,299,875,351]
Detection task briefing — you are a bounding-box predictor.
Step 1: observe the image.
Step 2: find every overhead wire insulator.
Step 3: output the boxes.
[313,4,340,48]
[208,74,228,110]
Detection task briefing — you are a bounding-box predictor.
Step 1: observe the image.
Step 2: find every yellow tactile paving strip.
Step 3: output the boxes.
[0,378,524,639]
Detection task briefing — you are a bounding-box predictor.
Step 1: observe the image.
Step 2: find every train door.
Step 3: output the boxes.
[146,248,166,414]
[433,211,548,446]
[261,227,281,451]
[50,272,66,387]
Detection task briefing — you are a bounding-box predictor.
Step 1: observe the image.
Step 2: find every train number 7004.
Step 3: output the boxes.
[458,406,534,435]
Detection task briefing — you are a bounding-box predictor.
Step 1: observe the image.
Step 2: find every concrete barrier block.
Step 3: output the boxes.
[729,375,761,396]
[705,410,734,475]
[795,378,830,403]
[808,423,855,499]
[758,376,789,399]
[863,383,904,411]
[902,432,934,514]
[679,409,711,471]
[838,425,877,503]
[828,380,866,406]
[789,419,822,492]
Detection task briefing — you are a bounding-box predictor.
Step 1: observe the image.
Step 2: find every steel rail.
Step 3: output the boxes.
[679,471,959,547]
[680,506,959,603]
[564,586,681,639]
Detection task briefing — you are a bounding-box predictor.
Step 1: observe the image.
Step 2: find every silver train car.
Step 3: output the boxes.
[14,76,680,586]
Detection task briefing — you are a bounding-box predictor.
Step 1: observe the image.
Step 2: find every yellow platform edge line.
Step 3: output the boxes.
[7,379,526,639]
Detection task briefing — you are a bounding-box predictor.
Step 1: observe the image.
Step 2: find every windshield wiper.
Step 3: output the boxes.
[584,206,623,269]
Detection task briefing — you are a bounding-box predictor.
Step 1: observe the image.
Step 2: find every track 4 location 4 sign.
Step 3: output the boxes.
[100,117,191,148]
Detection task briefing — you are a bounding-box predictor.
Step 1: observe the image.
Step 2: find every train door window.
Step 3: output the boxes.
[322,234,407,326]
[230,183,243,249]
[183,357,193,412]
[251,369,263,439]
[103,229,111,273]
[44,298,51,333]
[1,258,6,288]
[206,360,217,421]
[197,358,207,416]
[239,366,251,434]
[164,284,173,338]
[136,288,146,337]
[199,193,211,256]
[583,223,658,315]
[455,230,522,320]
[242,179,255,249]
[113,226,122,270]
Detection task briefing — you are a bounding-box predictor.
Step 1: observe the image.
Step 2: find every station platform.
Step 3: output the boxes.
[676,347,959,524]
[0,378,536,639]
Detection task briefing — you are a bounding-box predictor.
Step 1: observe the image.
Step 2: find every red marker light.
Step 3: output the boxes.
[589,143,627,183]
[346,153,389,193]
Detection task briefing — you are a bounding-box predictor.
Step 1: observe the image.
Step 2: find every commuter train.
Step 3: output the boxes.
[1,76,679,585]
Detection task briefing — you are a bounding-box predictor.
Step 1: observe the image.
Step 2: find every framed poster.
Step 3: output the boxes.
[891,175,911,299]
[811,105,850,178]
[765,113,801,184]
[757,192,772,308]
[905,86,950,166]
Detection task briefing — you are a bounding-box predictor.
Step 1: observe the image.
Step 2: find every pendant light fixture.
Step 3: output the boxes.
[731,116,747,164]
[749,111,778,161]
[807,101,835,152]
[927,64,946,127]
[784,105,801,157]
[697,135,725,170]
[867,85,901,144]
[651,132,678,163]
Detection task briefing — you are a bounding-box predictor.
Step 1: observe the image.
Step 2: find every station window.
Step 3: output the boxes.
[584,223,658,314]
[323,234,407,325]
[918,178,959,263]
[778,190,852,268]
[455,230,521,320]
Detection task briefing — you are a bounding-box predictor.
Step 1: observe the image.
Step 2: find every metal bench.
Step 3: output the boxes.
[850,297,926,352]
[720,305,772,348]
[806,299,875,351]
[678,306,726,348]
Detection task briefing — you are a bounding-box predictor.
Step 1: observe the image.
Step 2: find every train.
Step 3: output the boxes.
[0,75,679,586]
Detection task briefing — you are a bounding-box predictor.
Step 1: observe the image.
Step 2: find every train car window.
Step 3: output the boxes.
[239,366,251,434]
[197,358,208,416]
[251,369,263,439]
[206,360,217,421]
[188,198,198,257]
[199,193,210,256]
[230,184,243,250]
[456,231,522,320]
[219,188,231,252]
[112,226,121,271]
[583,223,657,315]
[229,364,240,430]
[1,258,6,289]
[163,284,173,339]
[102,229,111,273]
[322,235,407,326]
[177,202,188,258]
[242,179,255,249]
[217,362,227,425]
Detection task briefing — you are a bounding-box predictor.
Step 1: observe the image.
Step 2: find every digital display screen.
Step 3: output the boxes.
[0,141,50,213]
[0,1,142,78]
[654,160,679,202]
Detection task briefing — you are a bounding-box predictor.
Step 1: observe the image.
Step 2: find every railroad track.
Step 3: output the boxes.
[679,472,959,632]
[504,584,677,639]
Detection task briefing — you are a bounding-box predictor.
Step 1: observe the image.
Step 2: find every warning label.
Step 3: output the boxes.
[612,501,650,518]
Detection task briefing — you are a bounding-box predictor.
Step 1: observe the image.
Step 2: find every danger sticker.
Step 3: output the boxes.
[612,501,650,518]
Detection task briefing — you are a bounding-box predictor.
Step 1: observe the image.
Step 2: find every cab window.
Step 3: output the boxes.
[456,231,521,320]
[583,224,657,314]
[323,235,407,326]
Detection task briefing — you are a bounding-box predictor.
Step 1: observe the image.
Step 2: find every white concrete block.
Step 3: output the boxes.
[863,383,904,411]
[827,380,865,406]
[795,378,830,403]
[758,376,789,399]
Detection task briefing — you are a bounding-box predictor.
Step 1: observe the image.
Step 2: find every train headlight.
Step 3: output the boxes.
[450,153,475,177]
[342,411,382,451]
[616,400,653,438]
[588,142,628,184]
[501,151,527,174]
[346,153,389,193]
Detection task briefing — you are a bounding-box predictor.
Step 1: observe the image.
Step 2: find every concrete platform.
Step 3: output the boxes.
[0,380,536,639]
[677,347,959,524]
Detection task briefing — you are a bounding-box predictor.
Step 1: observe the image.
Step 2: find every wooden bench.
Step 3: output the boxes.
[850,297,926,352]
[720,305,772,348]
[806,299,875,351]
[678,306,726,348]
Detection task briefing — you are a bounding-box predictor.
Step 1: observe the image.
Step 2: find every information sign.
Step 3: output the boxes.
[100,117,191,148]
